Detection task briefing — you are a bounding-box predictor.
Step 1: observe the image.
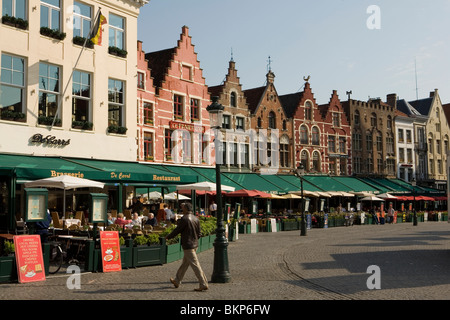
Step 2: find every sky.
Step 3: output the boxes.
[137,0,450,106]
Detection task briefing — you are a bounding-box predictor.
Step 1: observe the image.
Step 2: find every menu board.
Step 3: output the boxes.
[99,231,122,273]
[13,235,46,283]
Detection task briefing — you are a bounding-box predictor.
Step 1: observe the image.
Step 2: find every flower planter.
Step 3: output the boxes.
[208,234,216,249]
[282,220,298,231]
[165,242,183,264]
[132,242,165,268]
[0,255,17,283]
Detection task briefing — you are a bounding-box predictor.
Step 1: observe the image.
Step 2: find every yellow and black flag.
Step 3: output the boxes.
[89,11,107,45]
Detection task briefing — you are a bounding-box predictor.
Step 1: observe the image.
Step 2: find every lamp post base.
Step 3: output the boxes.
[211,235,231,283]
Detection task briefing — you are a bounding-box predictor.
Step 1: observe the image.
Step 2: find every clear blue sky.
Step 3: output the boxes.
[137,0,450,105]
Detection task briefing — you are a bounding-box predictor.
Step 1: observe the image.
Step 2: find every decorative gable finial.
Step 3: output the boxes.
[303,75,310,82]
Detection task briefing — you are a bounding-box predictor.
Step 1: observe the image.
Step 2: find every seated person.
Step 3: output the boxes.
[130,212,141,227]
[145,212,157,227]
[35,210,52,242]
[115,213,131,226]
[107,213,115,226]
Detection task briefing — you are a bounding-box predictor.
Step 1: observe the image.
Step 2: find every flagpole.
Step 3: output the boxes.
[50,8,102,130]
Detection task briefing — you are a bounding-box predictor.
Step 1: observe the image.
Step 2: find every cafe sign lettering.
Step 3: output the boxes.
[169,121,205,133]
[31,133,70,146]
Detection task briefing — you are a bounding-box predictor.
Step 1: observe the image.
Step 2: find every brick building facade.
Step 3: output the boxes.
[137,26,212,165]
[244,69,294,174]
[342,97,397,178]
[208,59,252,172]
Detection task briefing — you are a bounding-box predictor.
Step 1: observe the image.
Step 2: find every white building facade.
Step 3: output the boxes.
[395,110,415,182]
[0,0,148,161]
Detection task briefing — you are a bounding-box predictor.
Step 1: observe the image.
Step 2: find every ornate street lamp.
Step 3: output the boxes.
[295,163,307,236]
[411,178,418,226]
[207,96,231,283]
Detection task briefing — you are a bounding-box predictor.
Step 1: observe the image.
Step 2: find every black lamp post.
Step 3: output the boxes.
[207,96,231,283]
[411,178,418,226]
[295,163,307,236]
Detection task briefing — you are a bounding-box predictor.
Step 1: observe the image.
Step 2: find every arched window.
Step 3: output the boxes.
[301,150,309,172]
[300,125,308,144]
[268,111,276,129]
[312,127,320,145]
[280,135,289,168]
[230,92,237,107]
[257,117,262,128]
[312,151,321,172]
[282,119,287,130]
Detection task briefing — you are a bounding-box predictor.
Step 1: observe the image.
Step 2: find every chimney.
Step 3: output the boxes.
[386,93,397,108]
[430,89,438,98]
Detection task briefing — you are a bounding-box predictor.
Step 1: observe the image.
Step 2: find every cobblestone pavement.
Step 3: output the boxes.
[1,222,450,302]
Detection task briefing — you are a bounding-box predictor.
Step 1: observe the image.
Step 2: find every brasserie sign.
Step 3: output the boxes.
[31,133,70,146]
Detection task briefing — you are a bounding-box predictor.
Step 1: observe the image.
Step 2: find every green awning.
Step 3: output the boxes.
[258,175,301,193]
[189,167,246,191]
[302,175,353,192]
[0,154,197,185]
[358,178,392,194]
[364,178,411,193]
[331,176,381,193]
[221,173,282,194]
[276,175,325,192]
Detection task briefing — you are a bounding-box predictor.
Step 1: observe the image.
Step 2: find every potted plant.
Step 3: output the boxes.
[40,26,66,40]
[82,121,93,130]
[72,120,84,129]
[72,36,94,48]
[108,46,127,58]
[15,17,28,30]
[107,124,119,133]
[4,241,15,256]
[1,15,16,27]
[117,126,128,134]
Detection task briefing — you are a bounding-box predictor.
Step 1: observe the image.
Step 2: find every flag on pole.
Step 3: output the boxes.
[89,11,107,45]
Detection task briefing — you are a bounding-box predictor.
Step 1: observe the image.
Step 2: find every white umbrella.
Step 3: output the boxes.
[176,181,235,192]
[164,192,190,200]
[24,175,105,217]
[138,191,162,200]
[360,196,385,202]
[377,193,398,199]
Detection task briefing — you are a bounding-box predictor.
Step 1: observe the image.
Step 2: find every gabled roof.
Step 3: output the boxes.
[243,86,266,114]
[145,48,175,93]
[207,85,223,98]
[443,103,450,126]
[408,97,433,116]
[397,99,423,117]
[279,92,302,118]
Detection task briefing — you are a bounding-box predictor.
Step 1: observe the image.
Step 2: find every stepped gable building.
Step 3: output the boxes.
[280,80,327,174]
[208,59,252,172]
[342,96,397,178]
[400,90,450,190]
[243,69,294,174]
[139,26,212,165]
[318,90,352,176]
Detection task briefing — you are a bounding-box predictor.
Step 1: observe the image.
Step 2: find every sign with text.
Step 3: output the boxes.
[100,231,122,273]
[14,235,45,284]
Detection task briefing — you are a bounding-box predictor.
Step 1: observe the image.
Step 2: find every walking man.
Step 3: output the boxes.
[166,202,209,291]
